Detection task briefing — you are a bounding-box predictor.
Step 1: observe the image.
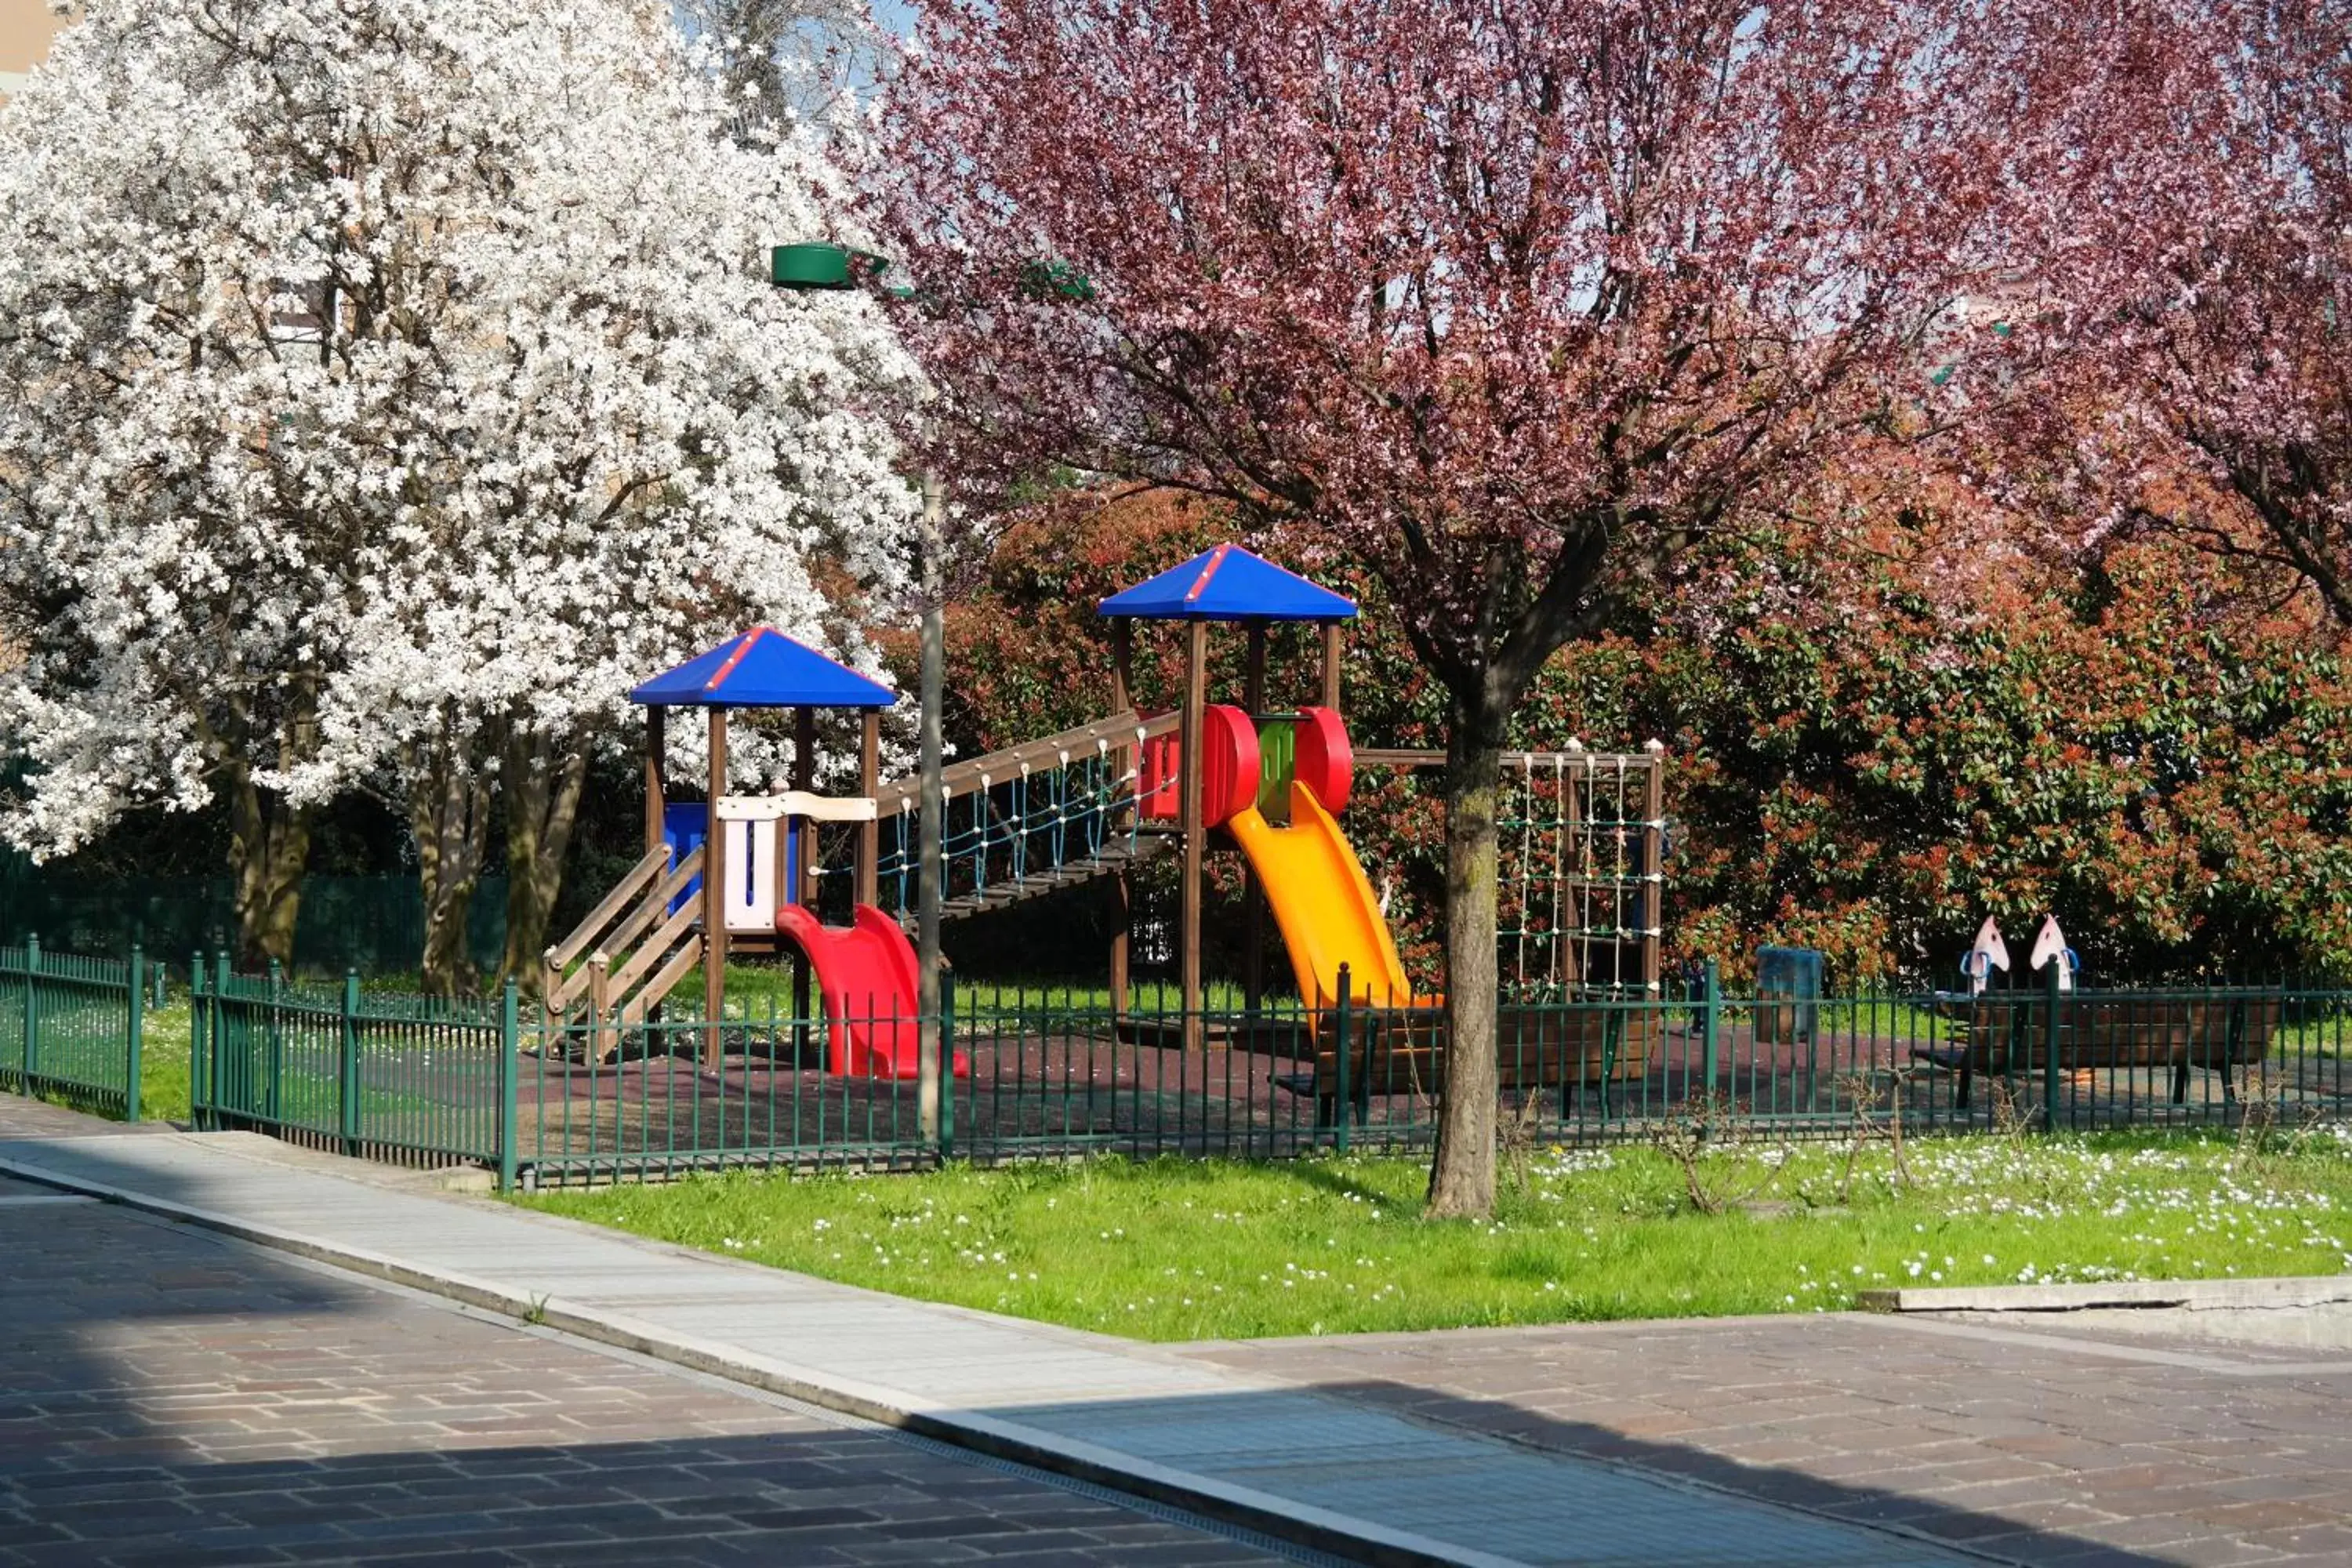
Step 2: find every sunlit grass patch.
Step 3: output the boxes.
[520,1128,2352,1341]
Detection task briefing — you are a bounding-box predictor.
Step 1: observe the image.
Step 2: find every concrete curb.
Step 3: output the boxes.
[1857,1275,2352,1314]
[0,1147,1523,1568]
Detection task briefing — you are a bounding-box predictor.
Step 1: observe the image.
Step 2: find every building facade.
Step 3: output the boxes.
[0,1,71,105]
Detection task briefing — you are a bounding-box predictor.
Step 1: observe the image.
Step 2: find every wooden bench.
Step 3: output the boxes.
[1279,1004,1659,1128]
[1916,993,2282,1108]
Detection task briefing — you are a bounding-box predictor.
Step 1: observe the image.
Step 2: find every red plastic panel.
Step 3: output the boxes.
[1138,725,1179,821]
[1134,705,1262,826]
[1290,706,1353,813]
[1200,705,1262,827]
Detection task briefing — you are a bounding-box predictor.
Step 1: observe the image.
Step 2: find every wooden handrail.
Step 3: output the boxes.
[572,850,705,994]
[545,845,668,973]
[546,845,702,1014]
[619,938,706,1031]
[873,710,1177,811]
[1354,747,1668,771]
[601,896,702,1008]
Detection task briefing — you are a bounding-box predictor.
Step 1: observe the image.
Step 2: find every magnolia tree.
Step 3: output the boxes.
[875,0,2119,1214]
[680,0,879,135]
[2032,2,2352,624]
[0,0,917,984]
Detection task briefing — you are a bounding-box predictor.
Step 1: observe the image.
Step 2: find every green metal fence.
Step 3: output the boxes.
[11,937,2351,1190]
[189,958,519,1180]
[0,937,146,1120]
[509,968,2352,1186]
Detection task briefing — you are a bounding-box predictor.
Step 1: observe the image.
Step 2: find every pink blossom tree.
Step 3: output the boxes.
[2036,1,2352,625]
[873,0,2118,1214]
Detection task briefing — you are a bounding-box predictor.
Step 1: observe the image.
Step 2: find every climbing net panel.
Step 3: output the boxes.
[867,713,1171,924]
[1494,744,1668,1000]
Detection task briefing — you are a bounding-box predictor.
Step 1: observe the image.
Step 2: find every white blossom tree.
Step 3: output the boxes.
[0,0,917,983]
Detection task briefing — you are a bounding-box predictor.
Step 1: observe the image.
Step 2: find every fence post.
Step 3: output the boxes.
[339,970,361,1156]
[1700,959,1721,1100]
[125,946,145,1123]
[938,967,956,1161]
[1333,964,1353,1152]
[266,959,285,1124]
[2042,956,2063,1134]
[213,953,232,1129]
[499,977,520,1193]
[189,953,208,1127]
[24,932,38,1088]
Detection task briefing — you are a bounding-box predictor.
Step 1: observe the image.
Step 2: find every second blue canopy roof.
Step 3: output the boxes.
[1098,543,1357,622]
[629,626,898,710]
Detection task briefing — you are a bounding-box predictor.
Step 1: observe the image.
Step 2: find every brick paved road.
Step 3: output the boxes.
[0,1194,1294,1568]
[1189,1312,2352,1567]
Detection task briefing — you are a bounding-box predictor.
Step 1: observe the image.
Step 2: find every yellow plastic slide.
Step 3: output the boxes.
[1225,781,1414,1010]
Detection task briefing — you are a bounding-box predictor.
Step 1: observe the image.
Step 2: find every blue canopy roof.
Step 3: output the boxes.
[1097,543,1357,622]
[629,626,898,710]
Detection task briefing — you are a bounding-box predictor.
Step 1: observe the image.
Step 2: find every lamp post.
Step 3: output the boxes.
[770,242,947,1144]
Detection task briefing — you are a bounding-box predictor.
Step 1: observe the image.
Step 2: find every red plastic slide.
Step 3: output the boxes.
[775,904,970,1080]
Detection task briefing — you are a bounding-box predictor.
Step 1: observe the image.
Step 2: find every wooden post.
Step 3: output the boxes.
[1319,622,1343,713]
[1180,619,1208,1051]
[792,706,818,904]
[1242,620,1268,1013]
[644,706,667,858]
[792,706,816,1034]
[1109,619,1134,1025]
[702,706,728,1065]
[857,710,880,909]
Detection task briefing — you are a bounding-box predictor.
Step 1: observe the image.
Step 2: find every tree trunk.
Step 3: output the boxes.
[221,684,320,973]
[407,720,493,999]
[1426,702,1506,1219]
[227,757,312,973]
[499,720,591,997]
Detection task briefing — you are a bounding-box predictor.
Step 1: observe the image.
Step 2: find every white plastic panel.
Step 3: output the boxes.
[723,816,781,931]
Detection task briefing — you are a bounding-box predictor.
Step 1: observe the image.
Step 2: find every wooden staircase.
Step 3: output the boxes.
[543,842,708,1040]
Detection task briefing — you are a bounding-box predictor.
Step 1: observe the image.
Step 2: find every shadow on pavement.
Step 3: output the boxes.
[1237,1377,2187,1568]
[0,1159,1287,1568]
[0,1120,2194,1568]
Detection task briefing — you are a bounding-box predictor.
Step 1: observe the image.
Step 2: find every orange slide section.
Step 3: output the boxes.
[776,904,970,1080]
[1225,782,1417,1010]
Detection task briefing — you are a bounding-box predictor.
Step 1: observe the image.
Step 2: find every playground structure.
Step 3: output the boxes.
[543,626,964,1080]
[140,543,2324,1185]
[543,544,1668,1086]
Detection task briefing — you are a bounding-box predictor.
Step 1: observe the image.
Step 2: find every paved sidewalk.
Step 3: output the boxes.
[0,1094,169,1140]
[0,1125,1984,1568]
[1,1195,1296,1567]
[1189,1312,2352,1566]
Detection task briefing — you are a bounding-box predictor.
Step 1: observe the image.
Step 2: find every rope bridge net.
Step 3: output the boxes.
[867,737,1152,922]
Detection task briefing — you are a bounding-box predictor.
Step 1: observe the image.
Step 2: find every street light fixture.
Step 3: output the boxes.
[771,241,948,1144]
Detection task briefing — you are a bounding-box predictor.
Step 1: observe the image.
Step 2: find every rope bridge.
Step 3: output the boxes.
[862,711,1181,924]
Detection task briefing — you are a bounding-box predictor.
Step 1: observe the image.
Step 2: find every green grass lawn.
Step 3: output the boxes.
[136,1000,193,1122]
[519,1127,2352,1341]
